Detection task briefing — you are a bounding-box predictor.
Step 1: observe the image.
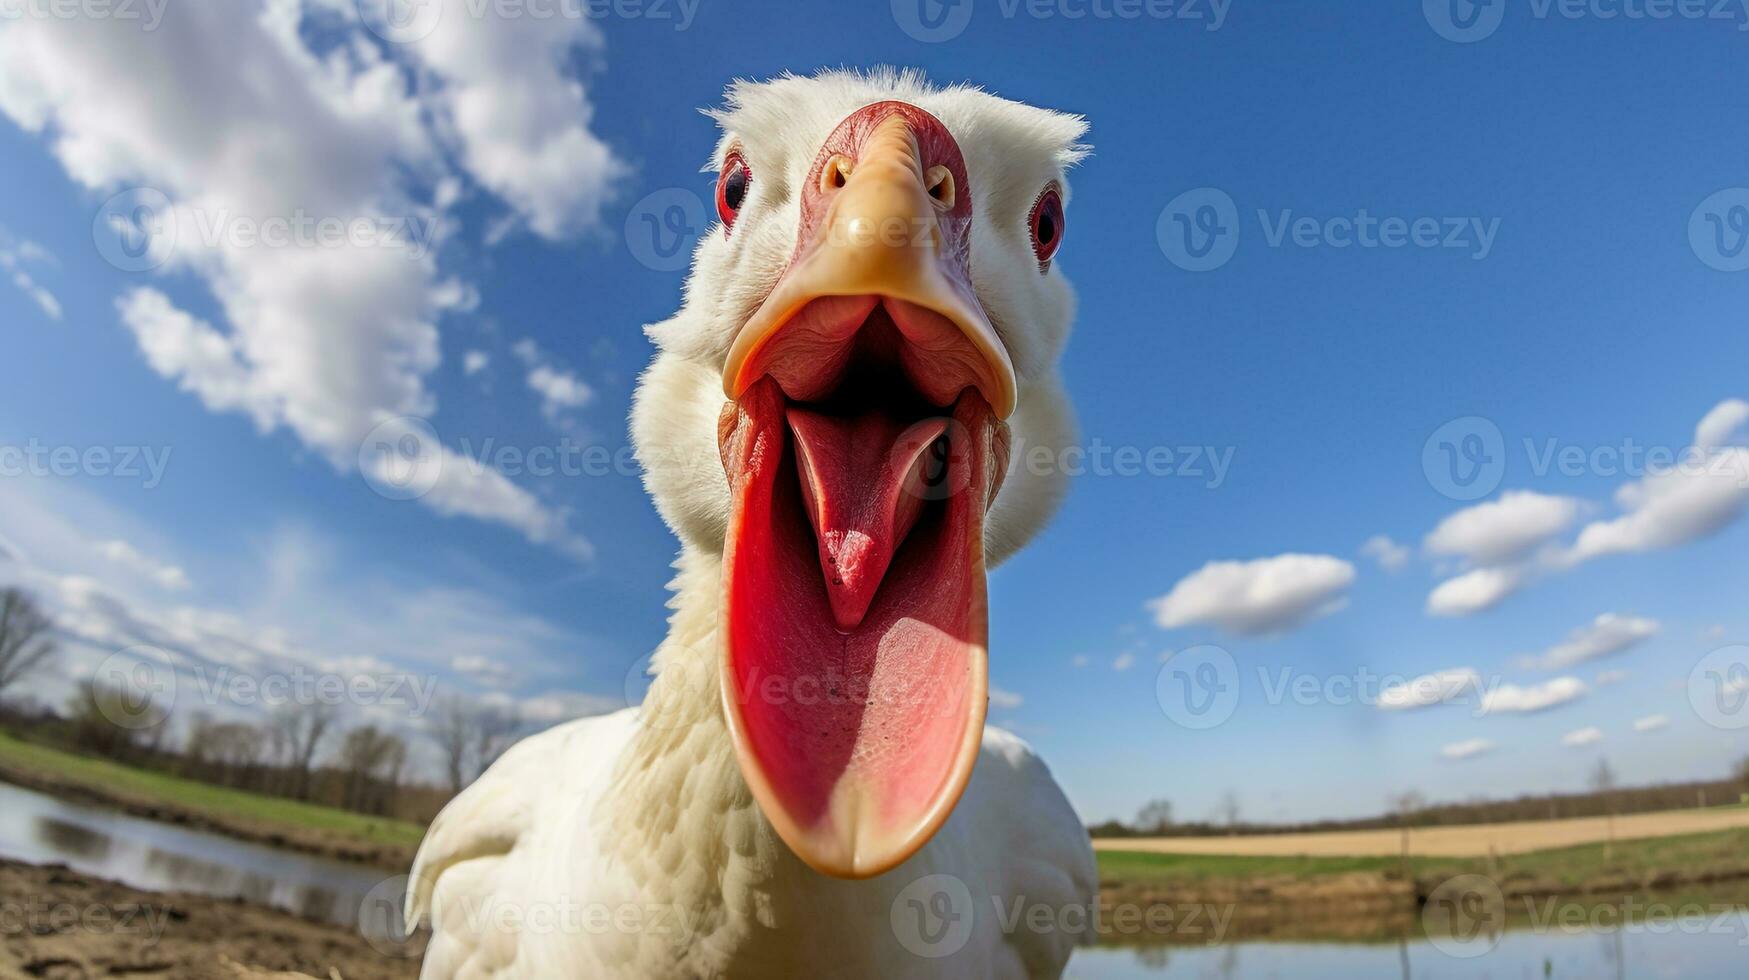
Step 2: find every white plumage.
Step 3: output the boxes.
[408,69,1095,979]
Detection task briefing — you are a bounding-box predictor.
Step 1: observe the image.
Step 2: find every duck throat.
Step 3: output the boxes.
[718,378,1008,878]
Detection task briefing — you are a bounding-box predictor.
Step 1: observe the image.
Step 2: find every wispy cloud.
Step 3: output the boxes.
[1479,677,1587,715]
[1441,738,1496,761]
[1523,614,1659,670]
[1149,554,1354,636]
[1376,668,1479,711]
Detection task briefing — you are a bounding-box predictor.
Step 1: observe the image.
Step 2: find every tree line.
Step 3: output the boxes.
[0,586,532,825]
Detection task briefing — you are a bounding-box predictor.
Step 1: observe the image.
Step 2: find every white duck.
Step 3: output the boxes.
[407,69,1094,979]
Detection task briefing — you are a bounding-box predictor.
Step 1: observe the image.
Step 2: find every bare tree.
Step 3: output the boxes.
[1215,791,1242,835]
[66,679,166,760]
[429,697,524,795]
[1591,758,1619,860]
[338,725,408,815]
[1134,799,1174,835]
[1734,756,1749,796]
[271,701,335,800]
[0,588,56,698]
[472,705,521,779]
[1389,790,1427,874]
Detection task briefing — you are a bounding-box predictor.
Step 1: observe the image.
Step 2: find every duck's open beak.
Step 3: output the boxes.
[717,104,1015,879]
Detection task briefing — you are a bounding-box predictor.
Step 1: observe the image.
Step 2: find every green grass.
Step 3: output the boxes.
[1098,826,1749,889]
[0,731,425,850]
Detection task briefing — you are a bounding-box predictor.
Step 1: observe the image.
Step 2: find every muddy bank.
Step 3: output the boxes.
[1099,865,1749,945]
[0,764,417,872]
[0,860,421,980]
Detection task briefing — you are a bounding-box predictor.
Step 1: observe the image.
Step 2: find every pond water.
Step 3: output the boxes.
[1,779,1744,975]
[1068,912,1749,978]
[0,780,393,931]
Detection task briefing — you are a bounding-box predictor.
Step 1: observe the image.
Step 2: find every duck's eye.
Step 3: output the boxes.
[717,153,750,232]
[1029,185,1065,270]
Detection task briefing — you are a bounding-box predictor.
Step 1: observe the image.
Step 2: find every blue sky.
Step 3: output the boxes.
[1,1,1746,824]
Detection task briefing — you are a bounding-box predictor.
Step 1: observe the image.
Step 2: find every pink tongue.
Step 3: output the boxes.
[786,409,949,631]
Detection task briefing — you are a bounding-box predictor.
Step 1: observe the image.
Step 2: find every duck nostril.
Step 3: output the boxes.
[822,155,853,193]
[924,166,954,208]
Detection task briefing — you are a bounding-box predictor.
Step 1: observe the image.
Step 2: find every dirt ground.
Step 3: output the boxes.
[0,860,421,980]
[1097,807,1749,858]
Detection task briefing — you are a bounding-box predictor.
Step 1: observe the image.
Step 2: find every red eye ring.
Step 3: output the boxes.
[1029,184,1065,271]
[717,151,750,232]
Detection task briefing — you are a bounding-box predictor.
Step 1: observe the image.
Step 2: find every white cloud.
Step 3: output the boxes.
[1441,738,1495,761]
[1695,398,1749,452]
[0,235,61,321]
[1112,653,1135,672]
[1565,399,1749,565]
[512,338,593,424]
[1479,677,1587,715]
[1632,714,1669,733]
[1527,614,1659,670]
[1425,491,1582,566]
[0,3,614,559]
[1594,669,1629,687]
[452,654,516,689]
[95,540,190,592]
[1360,535,1410,572]
[402,0,624,239]
[1426,565,1524,617]
[463,350,490,375]
[1562,726,1604,747]
[989,687,1024,710]
[1376,668,1480,711]
[1149,554,1355,636]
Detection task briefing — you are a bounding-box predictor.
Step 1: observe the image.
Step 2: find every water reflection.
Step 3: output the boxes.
[0,781,387,931]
